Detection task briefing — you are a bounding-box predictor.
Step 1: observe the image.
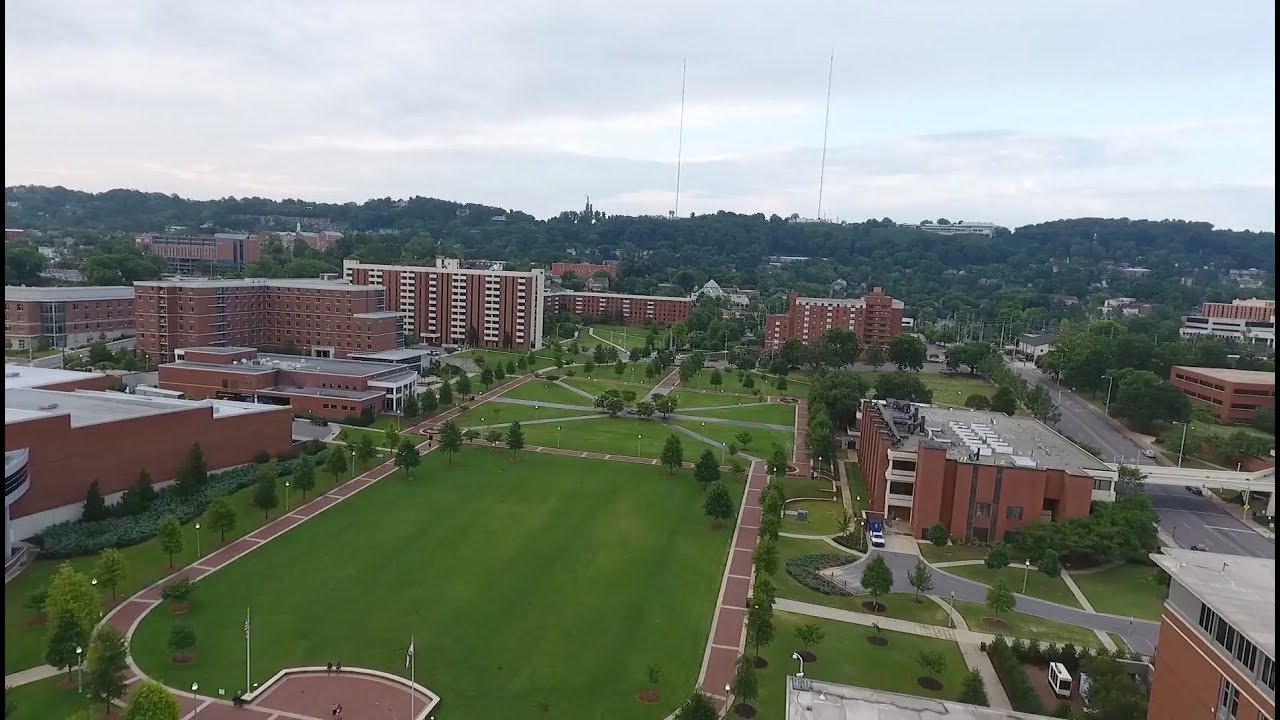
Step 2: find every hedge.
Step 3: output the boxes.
[986,636,1045,715]
[785,553,855,596]
[36,454,304,558]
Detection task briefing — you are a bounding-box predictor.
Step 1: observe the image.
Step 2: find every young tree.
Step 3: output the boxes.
[1037,549,1062,578]
[437,379,454,405]
[733,431,753,448]
[635,400,656,419]
[926,523,950,547]
[704,481,734,524]
[44,613,85,680]
[506,421,525,457]
[957,669,990,706]
[484,429,504,444]
[175,443,208,497]
[93,549,126,601]
[614,360,626,378]
[294,454,316,500]
[81,480,110,522]
[439,420,464,463]
[421,387,439,412]
[989,386,1018,415]
[776,375,788,391]
[888,334,927,371]
[908,559,935,600]
[986,581,1016,617]
[479,367,495,386]
[752,574,777,608]
[709,369,723,390]
[864,344,887,370]
[403,393,420,418]
[660,434,684,474]
[121,469,158,515]
[653,393,677,418]
[252,471,279,520]
[693,450,720,489]
[324,445,348,479]
[675,691,718,720]
[916,650,948,683]
[767,444,789,476]
[583,358,596,377]
[963,393,991,410]
[353,433,377,466]
[43,563,98,648]
[752,537,779,576]
[984,543,1011,569]
[730,654,759,708]
[860,554,894,610]
[1116,464,1147,498]
[746,596,776,662]
[167,623,196,660]
[395,437,422,477]
[208,497,237,543]
[645,663,662,689]
[383,424,402,449]
[794,623,825,657]
[759,511,781,542]
[494,364,506,382]
[158,516,183,568]
[455,374,472,396]
[85,626,129,714]
[124,680,181,720]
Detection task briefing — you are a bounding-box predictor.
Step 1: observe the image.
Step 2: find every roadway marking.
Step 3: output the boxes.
[1203,525,1259,534]
[1154,508,1232,517]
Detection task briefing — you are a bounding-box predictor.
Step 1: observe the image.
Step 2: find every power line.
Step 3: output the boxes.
[816,52,834,221]
[673,58,687,219]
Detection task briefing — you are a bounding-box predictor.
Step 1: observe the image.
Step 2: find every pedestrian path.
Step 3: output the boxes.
[1059,571,1118,652]
[932,559,986,568]
[791,398,810,473]
[3,664,60,687]
[643,368,682,403]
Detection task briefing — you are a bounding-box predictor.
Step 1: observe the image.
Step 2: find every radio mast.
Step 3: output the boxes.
[673,58,687,219]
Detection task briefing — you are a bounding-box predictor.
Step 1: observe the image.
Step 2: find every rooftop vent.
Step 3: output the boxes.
[37,403,59,410]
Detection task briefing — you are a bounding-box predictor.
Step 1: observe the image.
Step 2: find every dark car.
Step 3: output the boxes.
[1189,544,1208,551]
[310,418,329,427]
[1185,485,1204,496]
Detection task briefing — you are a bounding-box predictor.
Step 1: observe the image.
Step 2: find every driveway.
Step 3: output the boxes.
[826,550,1160,655]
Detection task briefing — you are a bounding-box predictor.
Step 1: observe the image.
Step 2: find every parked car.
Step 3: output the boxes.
[869,530,886,549]
[1189,544,1208,551]
[1141,449,1156,459]
[310,418,329,427]
[1185,485,1205,496]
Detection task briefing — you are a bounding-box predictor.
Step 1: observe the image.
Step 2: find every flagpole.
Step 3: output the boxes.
[409,635,415,720]
[245,606,251,695]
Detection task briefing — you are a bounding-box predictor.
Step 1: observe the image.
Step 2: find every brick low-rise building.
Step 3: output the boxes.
[856,400,1116,541]
[549,261,618,279]
[545,290,692,327]
[4,285,136,350]
[4,365,292,557]
[133,277,401,364]
[158,347,419,420]
[764,287,904,351]
[1169,366,1276,423]
[1148,550,1274,720]
[343,257,545,349]
[135,232,263,275]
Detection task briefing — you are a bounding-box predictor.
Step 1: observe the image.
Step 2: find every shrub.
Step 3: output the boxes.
[784,554,855,596]
[37,456,302,558]
[832,532,867,553]
[252,451,271,464]
[987,636,1044,714]
[159,578,194,603]
[984,543,1011,569]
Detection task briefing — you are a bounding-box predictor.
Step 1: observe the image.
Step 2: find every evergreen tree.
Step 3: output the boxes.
[403,393,420,418]
[957,669,989,706]
[121,469,157,515]
[480,367,494,386]
[908,559,935,600]
[84,626,130,714]
[421,387,439,411]
[767,444,789,475]
[703,482,734,523]
[81,480,109,522]
[455,374,471,395]
[507,421,525,457]
[659,434,684,474]
[437,380,454,405]
[439,420,464,463]
[693,450,720,488]
[294,454,316,500]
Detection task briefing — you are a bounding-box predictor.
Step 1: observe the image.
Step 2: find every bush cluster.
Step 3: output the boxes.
[784,554,855,596]
[986,636,1045,715]
[37,455,302,558]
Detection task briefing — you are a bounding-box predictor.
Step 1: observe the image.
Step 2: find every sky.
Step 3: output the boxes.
[4,1,1275,231]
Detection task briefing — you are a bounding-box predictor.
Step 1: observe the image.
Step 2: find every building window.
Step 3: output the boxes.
[1005,506,1024,521]
[1217,679,1239,719]
[1092,477,1113,491]
[975,502,992,518]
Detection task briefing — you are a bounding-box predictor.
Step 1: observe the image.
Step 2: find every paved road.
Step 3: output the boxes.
[1010,362,1152,466]
[1148,485,1275,558]
[828,550,1160,654]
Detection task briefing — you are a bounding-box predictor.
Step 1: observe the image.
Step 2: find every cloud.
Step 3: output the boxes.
[3,0,1275,230]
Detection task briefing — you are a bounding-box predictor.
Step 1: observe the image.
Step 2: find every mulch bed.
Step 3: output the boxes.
[980,617,1008,629]
[637,690,661,704]
[861,601,887,613]
[917,677,943,691]
[171,652,196,665]
[798,650,817,663]
[866,635,889,647]
[24,616,47,628]
[752,656,769,669]
[733,703,758,718]
[168,603,191,616]
[55,678,78,690]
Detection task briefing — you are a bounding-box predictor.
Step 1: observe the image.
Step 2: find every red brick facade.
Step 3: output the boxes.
[1169,366,1275,423]
[133,279,401,364]
[764,288,904,351]
[135,233,262,275]
[550,262,617,279]
[1199,299,1276,322]
[4,287,135,349]
[546,292,692,327]
[1148,604,1274,720]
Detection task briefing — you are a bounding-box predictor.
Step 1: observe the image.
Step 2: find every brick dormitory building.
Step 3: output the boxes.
[4,285,136,350]
[856,400,1118,541]
[544,290,693,327]
[764,287,905,351]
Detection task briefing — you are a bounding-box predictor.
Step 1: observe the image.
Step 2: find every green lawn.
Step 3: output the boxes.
[668,388,758,410]
[1069,563,1168,621]
[519,417,718,460]
[335,425,394,448]
[3,461,377,674]
[670,420,793,460]
[586,324,669,349]
[497,379,595,406]
[5,676,98,720]
[678,370,758,395]
[919,543,989,563]
[953,601,1103,648]
[844,463,869,513]
[130,450,736,720]
[945,564,1082,609]
[680,402,796,426]
[452,401,594,429]
[449,348,557,372]
[778,477,839,501]
[750,371,814,399]
[753,613,969,718]
[858,371,999,407]
[780,499,843,535]
[561,376,656,398]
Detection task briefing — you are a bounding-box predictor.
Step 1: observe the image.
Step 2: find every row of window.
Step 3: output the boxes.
[321,403,361,411]
[1175,373,1227,392]
[973,503,1024,520]
[1199,602,1275,693]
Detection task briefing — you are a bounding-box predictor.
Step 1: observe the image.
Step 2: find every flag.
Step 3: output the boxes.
[244,610,250,638]
[405,638,414,669]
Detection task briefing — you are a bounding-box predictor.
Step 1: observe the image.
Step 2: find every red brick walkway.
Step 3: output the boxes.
[791,397,811,474]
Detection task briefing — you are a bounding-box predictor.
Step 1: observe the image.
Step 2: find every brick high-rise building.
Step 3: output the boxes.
[545,290,692,327]
[1148,549,1274,720]
[133,278,401,364]
[135,233,262,275]
[764,287,904,351]
[1199,298,1276,322]
[856,400,1116,541]
[342,258,544,349]
[4,285,136,350]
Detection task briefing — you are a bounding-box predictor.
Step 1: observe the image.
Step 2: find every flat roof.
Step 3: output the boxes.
[352,310,404,319]
[1172,366,1275,385]
[547,290,692,302]
[134,278,381,292]
[874,400,1110,474]
[4,285,134,301]
[350,348,431,361]
[4,365,108,390]
[259,386,383,401]
[785,678,1054,719]
[5,388,280,427]
[180,346,256,355]
[1152,549,1274,658]
[162,354,405,378]
[163,361,276,375]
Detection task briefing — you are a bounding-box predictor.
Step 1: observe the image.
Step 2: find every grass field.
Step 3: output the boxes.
[670,420,793,460]
[952,601,1103,648]
[130,450,738,720]
[778,477,839,501]
[449,348,557,372]
[1069,563,1167,621]
[944,564,1082,609]
[919,543,989,563]
[857,371,999,407]
[518,416,718,460]
[780,499,844,535]
[497,379,595,406]
[753,613,969,717]
[845,463,869,514]
[3,460,381,674]
[668,388,756,410]
[678,370,759,394]
[335,425,395,447]
[5,676,96,720]
[452,401,595,429]
[680,402,796,426]
[586,324,669,349]
[561,376,656,398]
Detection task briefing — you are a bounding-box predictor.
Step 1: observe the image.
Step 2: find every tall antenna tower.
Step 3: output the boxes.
[673,58,687,219]
[816,52,834,221]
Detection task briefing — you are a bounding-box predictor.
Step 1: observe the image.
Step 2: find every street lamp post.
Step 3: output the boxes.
[791,651,805,678]
[284,481,291,511]
[350,448,356,481]
[535,405,540,421]
[1022,558,1031,593]
[556,426,562,448]
[191,682,200,718]
[1173,421,1190,468]
[194,523,201,558]
[1103,375,1115,415]
[949,591,956,628]
[76,645,84,693]
[637,434,642,457]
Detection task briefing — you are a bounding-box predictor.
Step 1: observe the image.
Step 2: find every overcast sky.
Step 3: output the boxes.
[4,1,1275,230]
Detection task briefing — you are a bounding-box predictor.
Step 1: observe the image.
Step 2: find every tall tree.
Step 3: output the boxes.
[81,480,109,522]
[120,469,157,515]
[704,482,734,524]
[157,516,183,568]
[93,549,126,601]
[957,669,990,706]
[729,654,759,708]
[888,334,927,371]
[746,596,776,662]
[767,444,789,476]
[989,386,1018,415]
[208,497,237,543]
[693,450,720,488]
[44,613,85,680]
[394,437,422,477]
[660,434,684,474]
[85,627,130,715]
[324,445,348,478]
[294,454,316,500]
[860,554,894,609]
[439,420,464,463]
[752,537,779,576]
[353,433,378,466]
[506,421,525,457]
[819,328,862,367]
[437,379,454,405]
[864,344,888,370]
[873,371,934,403]
[252,472,279,520]
[403,393,420,418]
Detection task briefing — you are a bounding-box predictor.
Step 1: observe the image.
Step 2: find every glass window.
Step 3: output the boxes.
[1217,679,1239,719]
[975,503,992,518]
[1006,506,1024,521]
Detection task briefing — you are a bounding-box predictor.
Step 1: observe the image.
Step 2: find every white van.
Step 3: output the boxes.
[1048,661,1073,698]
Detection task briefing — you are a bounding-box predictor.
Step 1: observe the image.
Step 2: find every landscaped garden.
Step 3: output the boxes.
[1068,563,1168,621]
[944,564,1082,609]
[129,449,740,720]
